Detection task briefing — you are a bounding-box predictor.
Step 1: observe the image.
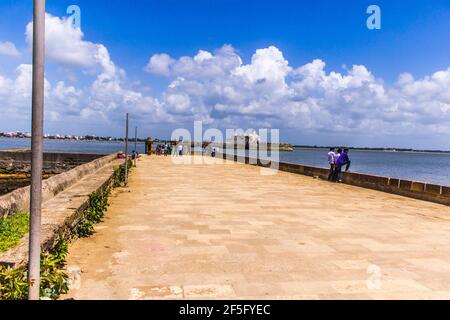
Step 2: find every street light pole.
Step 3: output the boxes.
[28,0,46,300]
[124,113,129,185]
[134,126,137,167]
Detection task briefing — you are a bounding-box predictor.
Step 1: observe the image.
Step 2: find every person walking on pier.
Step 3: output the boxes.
[327,147,337,181]
[335,148,351,182]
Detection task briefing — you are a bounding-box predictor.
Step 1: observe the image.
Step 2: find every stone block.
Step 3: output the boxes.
[411,182,426,192]
[399,180,413,191]
[425,184,442,195]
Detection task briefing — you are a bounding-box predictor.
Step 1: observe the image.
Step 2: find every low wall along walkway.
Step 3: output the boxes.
[0,153,117,218]
[0,151,107,196]
[218,152,450,206]
[0,153,122,267]
[0,151,104,166]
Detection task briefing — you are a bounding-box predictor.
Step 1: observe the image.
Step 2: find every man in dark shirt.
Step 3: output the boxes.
[335,148,351,182]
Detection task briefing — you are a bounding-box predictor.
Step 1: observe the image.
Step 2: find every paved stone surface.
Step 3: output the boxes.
[64,155,450,300]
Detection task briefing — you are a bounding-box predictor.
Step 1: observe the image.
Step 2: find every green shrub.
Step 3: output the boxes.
[0,212,30,253]
[86,188,110,224]
[76,217,94,238]
[0,237,69,300]
[76,187,110,238]
[39,239,69,299]
[113,166,122,187]
[113,160,132,187]
[0,266,28,300]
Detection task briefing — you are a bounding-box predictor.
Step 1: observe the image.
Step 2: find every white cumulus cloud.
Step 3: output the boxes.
[26,14,109,70]
[0,41,21,57]
[144,45,450,139]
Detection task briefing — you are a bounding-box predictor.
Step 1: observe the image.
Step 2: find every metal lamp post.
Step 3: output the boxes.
[134,126,137,167]
[124,113,129,185]
[28,0,46,300]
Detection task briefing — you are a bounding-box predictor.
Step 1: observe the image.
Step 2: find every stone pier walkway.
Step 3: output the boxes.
[65,155,450,299]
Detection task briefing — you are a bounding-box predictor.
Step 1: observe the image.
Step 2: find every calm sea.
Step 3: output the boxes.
[0,137,146,155]
[225,147,450,186]
[280,148,450,186]
[2,138,450,186]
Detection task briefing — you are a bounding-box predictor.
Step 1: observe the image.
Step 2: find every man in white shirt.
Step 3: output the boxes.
[177,143,183,156]
[327,147,337,181]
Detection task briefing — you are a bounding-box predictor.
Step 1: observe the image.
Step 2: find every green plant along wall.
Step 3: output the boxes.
[0,237,69,300]
[0,161,131,300]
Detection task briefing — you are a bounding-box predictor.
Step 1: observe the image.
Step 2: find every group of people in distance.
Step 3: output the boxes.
[155,142,185,156]
[327,148,351,183]
[155,143,173,156]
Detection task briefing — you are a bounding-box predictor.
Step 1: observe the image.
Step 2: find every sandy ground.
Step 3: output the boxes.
[64,155,450,300]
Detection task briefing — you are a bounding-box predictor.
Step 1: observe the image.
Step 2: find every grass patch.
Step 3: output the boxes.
[0,212,29,253]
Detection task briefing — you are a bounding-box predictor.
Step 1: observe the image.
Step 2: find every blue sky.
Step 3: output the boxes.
[0,0,449,148]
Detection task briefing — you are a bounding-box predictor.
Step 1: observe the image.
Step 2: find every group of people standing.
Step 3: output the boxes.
[327,148,351,182]
[155,142,185,156]
[155,143,172,156]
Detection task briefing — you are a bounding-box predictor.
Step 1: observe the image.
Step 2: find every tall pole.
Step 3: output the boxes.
[124,113,129,185]
[28,0,46,300]
[134,126,137,167]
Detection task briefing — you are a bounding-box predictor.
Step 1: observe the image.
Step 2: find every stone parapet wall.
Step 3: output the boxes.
[218,153,450,206]
[0,156,123,267]
[0,153,117,218]
[0,151,105,170]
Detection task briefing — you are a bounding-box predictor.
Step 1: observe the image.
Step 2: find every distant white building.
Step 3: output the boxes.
[227,131,261,145]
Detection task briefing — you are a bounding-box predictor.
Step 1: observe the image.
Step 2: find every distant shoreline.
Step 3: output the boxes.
[293,146,450,155]
[1,137,449,155]
[0,136,145,143]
